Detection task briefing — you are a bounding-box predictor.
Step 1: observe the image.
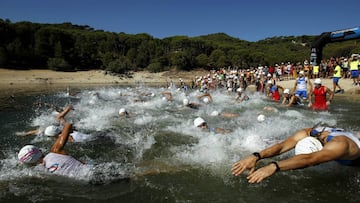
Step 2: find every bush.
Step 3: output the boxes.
[47,57,71,71]
[145,62,167,73]
[106,58,131,74]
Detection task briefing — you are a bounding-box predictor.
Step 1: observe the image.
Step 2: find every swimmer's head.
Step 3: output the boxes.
[44,125,61,137]
[257,114,266,122]
[295,137,323,155]
[194,117,206,128]
[203,97,210,104]
[119,108,128,116]
[18,145,43,164]
[183,98,189,106]
[314,78,322,86]
[210,110,219,116]
[283,89,290,94]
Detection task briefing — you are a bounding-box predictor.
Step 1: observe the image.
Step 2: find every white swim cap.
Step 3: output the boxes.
[267,73,272,77]
[44,125,61,137]
[257,114,266,122]
[210,110,219,116]
[183,98,189,106]
[227,88,232,92]
[295,137,323,155]
[203,97,210,104]
[267,80,273,85]
[119,108,126,115]
[314,78,322,84]
[236,88,243,92]
[194,117,206,127]
[284,89,290,94]
[18,145,43,164]
[299,71,305,75]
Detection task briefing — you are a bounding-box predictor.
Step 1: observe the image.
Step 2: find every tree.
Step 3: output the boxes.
[195,53,209,68]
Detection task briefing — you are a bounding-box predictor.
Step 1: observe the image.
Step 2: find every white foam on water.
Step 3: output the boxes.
[7,86,344,186]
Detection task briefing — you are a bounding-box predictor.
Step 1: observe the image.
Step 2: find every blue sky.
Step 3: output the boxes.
[1,0,359,42]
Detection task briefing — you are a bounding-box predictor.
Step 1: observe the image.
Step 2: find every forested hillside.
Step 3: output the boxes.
[1,18,359,73]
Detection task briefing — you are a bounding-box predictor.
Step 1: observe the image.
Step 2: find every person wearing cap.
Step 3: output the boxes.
[231,126,360,184]
[18,121,87,177]
[182,98,201,109]
[193,117,230,134]
[118,108,128,116]
[18,105,93,143]
[332,60,344,94]
[210,110,240,118]
[308,78,334,111]
[281,88,303,107]
[160,91,173,101]
[255,75,265,93]
[118,108,136,118]
[16,104,74,137]
[292,70,312,101]
[303,60,311,76]
[197,92,213,104]
[235,87,249,103]
[266,80,284,101]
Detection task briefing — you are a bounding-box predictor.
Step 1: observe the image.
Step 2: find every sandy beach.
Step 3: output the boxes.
[0,68,359,97]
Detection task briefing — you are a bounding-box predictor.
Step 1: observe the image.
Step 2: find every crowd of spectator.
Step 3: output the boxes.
[185,54,360,93]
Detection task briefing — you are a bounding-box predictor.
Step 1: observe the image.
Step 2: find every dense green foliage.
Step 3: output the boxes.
[1,18,359,73]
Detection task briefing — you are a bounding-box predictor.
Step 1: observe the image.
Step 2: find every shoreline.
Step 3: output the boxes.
[1,68,359,98]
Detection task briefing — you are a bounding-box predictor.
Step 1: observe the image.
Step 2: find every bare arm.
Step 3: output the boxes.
[326,87,334,102]
[198,93,213,102]
[307,79,313,92]
[308,89,314,107]
[16,129,41,136]
[286,95,297,107]
[232,128,311,177]
[247,138,349,183]
[160,91,173,101]
[277,85,284,92]
[292,80,297,93]
[50,122,72,155]
[56,105,73,125]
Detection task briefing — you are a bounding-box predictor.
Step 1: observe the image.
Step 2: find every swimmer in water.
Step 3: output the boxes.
[193,117,230,134]
[232,126,360,183]
[17,105,93,143]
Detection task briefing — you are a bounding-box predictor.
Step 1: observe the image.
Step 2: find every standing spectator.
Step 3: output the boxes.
[275,64,282,81]
[341,57,349,79]
[321,60,328,78]
[312,63,320,79]
[349,54,360,86]
[268,65,275,78]
[332,61,344,94]
[303,60,311,78]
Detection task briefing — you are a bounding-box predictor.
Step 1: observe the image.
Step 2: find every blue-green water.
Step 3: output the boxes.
[0,85,359,203]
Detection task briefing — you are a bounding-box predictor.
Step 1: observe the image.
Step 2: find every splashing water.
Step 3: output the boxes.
[0,85,359,202]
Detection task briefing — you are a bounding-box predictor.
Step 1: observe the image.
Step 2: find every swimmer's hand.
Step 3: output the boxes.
[246,163,277,183]
[231,155,258,177]
[15,131,26,136]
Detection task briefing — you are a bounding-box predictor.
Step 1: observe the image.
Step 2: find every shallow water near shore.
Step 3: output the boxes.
[0,84,359,203]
